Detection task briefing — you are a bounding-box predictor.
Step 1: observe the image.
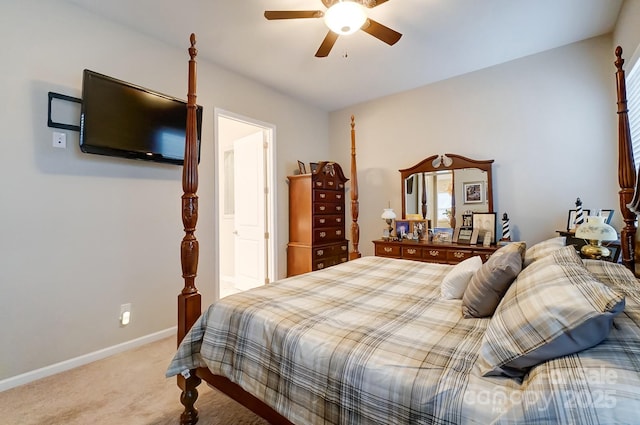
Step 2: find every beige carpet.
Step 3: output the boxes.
[0,337,269,425]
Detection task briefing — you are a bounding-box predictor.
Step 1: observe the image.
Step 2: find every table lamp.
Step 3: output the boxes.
[381,207,396,239]
[574,215,618,259]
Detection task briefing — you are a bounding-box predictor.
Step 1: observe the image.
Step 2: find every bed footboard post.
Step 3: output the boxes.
[349,115,361,260]
[614,46,637,275]
[179,373,202,425]
[177,33,203,424]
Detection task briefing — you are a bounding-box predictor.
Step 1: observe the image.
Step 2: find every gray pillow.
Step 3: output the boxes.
[461,242,525,318]
[476,246,625,378]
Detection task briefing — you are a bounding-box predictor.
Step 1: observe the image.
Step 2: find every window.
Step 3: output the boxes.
[627,60,640,170]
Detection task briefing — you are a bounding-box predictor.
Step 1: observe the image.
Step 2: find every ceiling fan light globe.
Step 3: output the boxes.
[324,1,367,35]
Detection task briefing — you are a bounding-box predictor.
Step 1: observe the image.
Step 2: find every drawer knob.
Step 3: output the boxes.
[317,263,325,269]
[336,194,342,199]
[328,181,334,186]
[320,193,326,198]
[454,252,465,258]
[429,250,439,256]
[407,248,416,254]
[384,247,393,253]
[320,231,326,238]
[336,218,342,223]
[319,206,326,211]
[336,230,342,236]
[336,206,342,211]
[317,249,324,256]
[341,246,347,251]
[319,219,326,224]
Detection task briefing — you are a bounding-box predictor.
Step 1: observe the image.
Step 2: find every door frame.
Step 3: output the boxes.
[214,108,277,299]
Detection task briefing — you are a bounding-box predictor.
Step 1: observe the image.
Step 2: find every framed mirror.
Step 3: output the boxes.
[400,154,494,229]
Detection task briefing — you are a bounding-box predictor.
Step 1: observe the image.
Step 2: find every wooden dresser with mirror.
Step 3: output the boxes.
[374,153,500,265]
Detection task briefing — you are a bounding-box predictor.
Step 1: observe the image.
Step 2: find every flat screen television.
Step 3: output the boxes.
[80,69,203,165]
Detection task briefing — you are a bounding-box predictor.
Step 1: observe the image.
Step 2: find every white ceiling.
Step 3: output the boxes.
[65,0,623,112]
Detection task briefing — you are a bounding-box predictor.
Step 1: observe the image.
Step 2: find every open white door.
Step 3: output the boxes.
[233,132,266,290]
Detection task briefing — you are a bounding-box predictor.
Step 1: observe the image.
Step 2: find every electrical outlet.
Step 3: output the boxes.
[52,131,66,148]
[120,303,132,326]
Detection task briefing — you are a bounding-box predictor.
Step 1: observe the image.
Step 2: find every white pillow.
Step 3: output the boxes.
[440,256,483,299]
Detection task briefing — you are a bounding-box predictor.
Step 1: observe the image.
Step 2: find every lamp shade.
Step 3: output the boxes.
[381,208,396,220]
[575,216,617,241]
[324,1,367,35]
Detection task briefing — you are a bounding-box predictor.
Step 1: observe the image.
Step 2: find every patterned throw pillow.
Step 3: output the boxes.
[440,256,483,299]
[461,242,526,318]
[523,236,565,267]
[477,246,625,378]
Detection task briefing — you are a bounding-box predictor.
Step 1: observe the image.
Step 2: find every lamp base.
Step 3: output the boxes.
[580,241,610,259]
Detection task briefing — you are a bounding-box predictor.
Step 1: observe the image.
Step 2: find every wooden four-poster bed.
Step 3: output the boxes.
[168,34,640,424]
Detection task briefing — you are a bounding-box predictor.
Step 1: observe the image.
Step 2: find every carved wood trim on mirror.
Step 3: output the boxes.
[400,154,494,229]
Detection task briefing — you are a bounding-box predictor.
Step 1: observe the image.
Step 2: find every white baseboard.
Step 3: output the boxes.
[0,327,176,392]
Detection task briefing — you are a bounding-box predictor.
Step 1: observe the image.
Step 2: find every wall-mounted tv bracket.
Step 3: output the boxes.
[47,91,82,132]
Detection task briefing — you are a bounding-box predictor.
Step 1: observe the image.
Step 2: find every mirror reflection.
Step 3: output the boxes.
[400,154,494,229]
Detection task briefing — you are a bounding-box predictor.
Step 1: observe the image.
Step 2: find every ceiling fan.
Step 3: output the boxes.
[264,0,402,57]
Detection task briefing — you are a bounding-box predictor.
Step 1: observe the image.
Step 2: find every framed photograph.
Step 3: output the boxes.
[432,227,454,244]
[598,209,614,224]
[461,213,473,228]
[410,220,428,239]
[463,181,484,204]
[309,162,319,173]
[395,220,410,239]
[472,212,497,244]
[567,209,591,231]
[456,227,474,245]
[297,160,307,174]
[470,228,480,245]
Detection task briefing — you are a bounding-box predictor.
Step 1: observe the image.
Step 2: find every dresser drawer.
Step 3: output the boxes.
[313,227,345,243]
[314,190,344,203]
[375,243,401,257]
[401,246,423,260]
[313,242,348,259]
[447,249,473,262]
[314,215,344,228]
[314,202,344,215]
[424,247,448,262]
[313,254,348,271]
[313,177,345,190]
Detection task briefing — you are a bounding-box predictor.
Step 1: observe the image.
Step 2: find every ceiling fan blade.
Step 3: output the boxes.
[264,10,324,20]
[315,31,339,57]
[361,18,402,45]
[367,0,390,7]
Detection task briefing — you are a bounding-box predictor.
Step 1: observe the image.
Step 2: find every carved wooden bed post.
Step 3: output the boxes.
[350,115,361,260]
[614,46,637,275]
[177,33,203,425]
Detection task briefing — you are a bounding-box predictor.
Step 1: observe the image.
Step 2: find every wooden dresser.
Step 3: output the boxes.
[287,162,349,277]
[373,239,498,265]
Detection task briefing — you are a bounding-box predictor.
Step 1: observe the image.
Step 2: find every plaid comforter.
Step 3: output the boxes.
[167,256,640,424]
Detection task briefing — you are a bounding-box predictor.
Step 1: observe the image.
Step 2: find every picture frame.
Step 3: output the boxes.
[395,220,410,239]
[432,227,454,244]
[598,209,614,224]
[472,212,497,244]
[463,181,484,204]
[567,209,591,231]
[456,227,474,245]
[461,213,473,228]
[309,162,319,173]
[470,228,480,245]
[297,160,307,174]
[409,220,428,240]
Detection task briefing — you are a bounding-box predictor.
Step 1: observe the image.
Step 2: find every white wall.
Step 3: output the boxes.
[0,0,328,382]
[329,35,621,256]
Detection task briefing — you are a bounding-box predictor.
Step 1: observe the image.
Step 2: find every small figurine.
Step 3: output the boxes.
[501,212,511,241]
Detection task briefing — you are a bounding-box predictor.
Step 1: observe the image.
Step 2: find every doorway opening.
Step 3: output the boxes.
[215,109,276,299]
